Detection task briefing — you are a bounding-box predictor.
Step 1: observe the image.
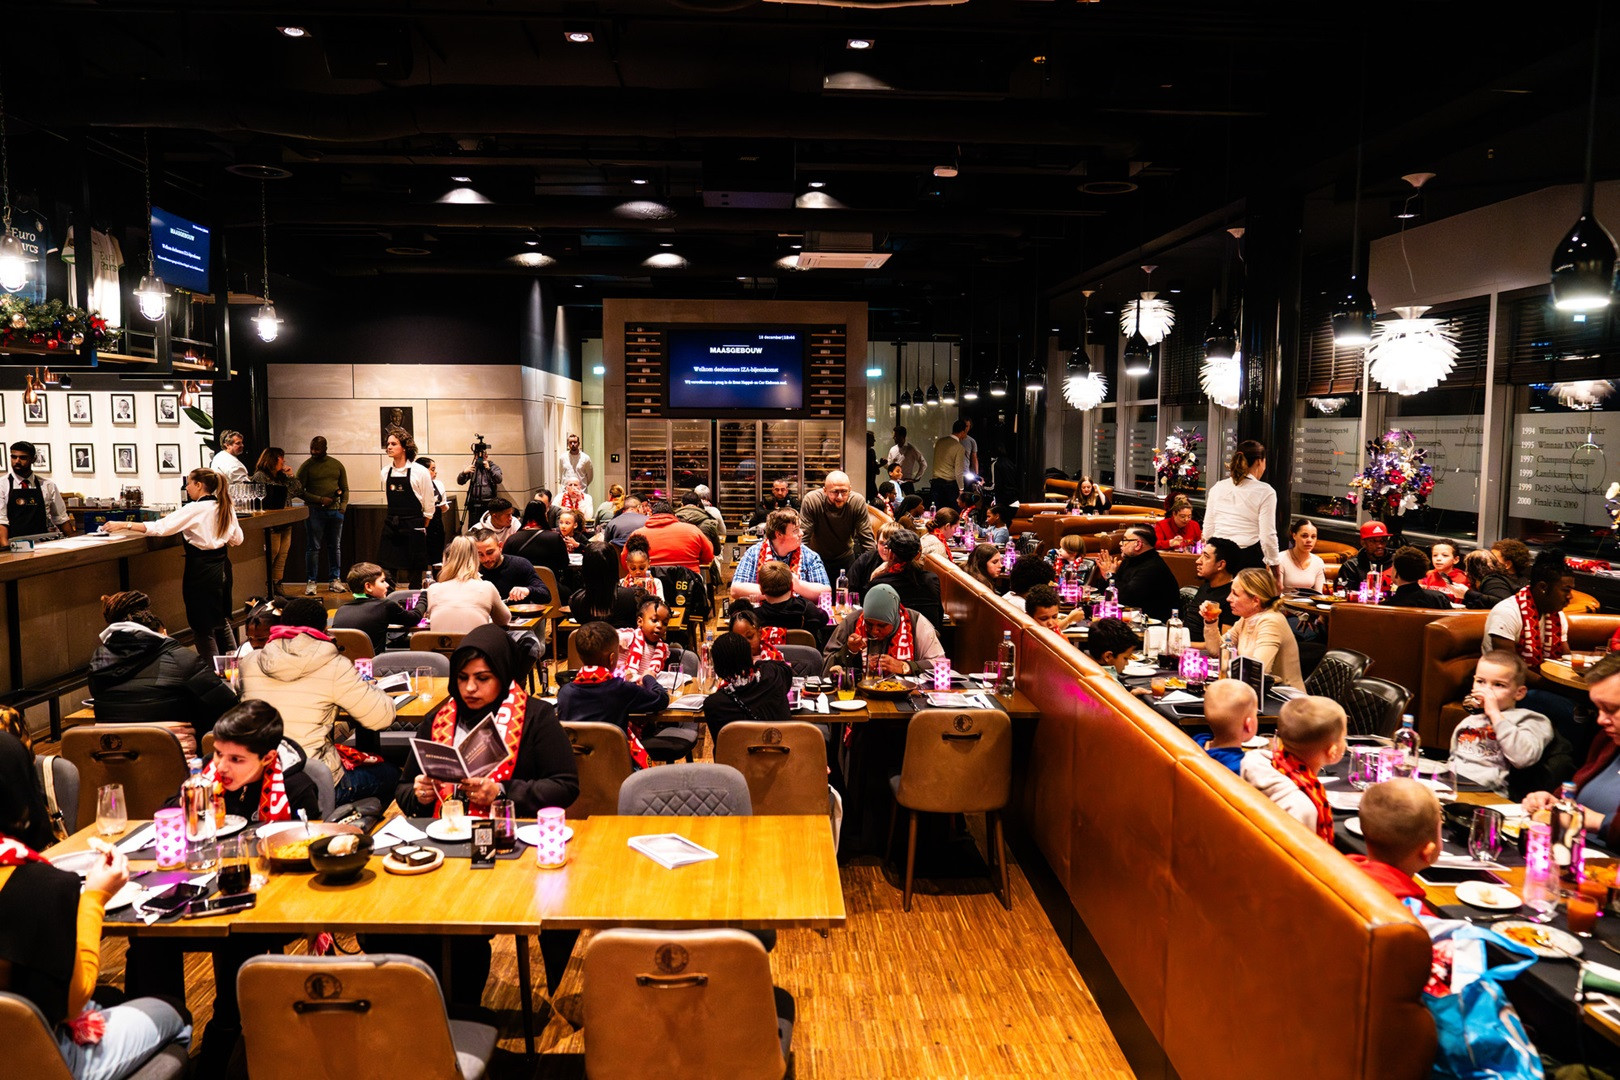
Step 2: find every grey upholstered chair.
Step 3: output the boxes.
[618,762,752,816]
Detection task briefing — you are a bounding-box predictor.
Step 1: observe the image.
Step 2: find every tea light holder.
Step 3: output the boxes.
[932,657,952,691]
[354,657,373,681]
[534,806,569,869]
[1178,649,1210,686]
[153,807,186,869]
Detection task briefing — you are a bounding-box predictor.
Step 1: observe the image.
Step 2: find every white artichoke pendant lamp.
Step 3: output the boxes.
[1365,306,1458,395]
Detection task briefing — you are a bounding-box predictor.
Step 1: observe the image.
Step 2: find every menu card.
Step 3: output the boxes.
[410,717,508,782]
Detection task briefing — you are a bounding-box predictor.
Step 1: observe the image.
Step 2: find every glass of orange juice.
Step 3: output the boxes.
[1567,894,1600,936]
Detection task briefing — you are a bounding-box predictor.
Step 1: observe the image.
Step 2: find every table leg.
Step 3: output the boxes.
[515,933,535,1057]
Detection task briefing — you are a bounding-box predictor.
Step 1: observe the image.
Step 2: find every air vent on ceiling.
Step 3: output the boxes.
[795,231,891,270]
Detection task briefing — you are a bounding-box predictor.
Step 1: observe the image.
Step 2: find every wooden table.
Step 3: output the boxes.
[1540,659,1593,692]
[648,686,1040,723]
[66,676,453,728]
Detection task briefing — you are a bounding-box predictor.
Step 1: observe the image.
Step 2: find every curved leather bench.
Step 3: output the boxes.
[1420,611,1620,745]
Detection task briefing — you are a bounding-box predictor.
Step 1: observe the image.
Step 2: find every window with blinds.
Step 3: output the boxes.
[1158,293,1210,407]
[1296,296,1364,396]
[1495,285,1619,385]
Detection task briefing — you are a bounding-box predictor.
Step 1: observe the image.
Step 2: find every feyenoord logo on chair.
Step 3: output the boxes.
[655,944,690,974]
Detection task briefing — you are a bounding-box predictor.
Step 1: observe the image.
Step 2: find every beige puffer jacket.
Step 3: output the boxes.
[240,633,396,776]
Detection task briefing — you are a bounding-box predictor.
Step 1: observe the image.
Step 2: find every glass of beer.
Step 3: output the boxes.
[837,670,857,701]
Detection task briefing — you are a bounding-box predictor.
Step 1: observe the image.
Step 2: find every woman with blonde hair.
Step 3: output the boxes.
[1200,439,1277,575]
[1199,566,1304,690]
[104,469,242,663]
[425,536,511,633]
[595,483,626,529]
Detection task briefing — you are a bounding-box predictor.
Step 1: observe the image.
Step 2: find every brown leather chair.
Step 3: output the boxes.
[583,928,790,1080]
[237,953,496,1080]
[0,991,187,1080]
[533,564,567,662]
[61,724,189,824]
[715,721,831,816]
[1325,604,1459,729]
[561,721,634,819]
[782,628,818,649]
[1161,550,1201,589]
[410,630,465,657]
[328,627,375,661]
[1421,611,1620,746]
[888,708,1012,911]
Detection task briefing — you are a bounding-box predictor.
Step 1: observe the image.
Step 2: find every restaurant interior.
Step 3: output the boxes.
[3,2,1620,1078]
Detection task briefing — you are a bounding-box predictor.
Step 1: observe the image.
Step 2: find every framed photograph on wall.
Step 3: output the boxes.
[156,444,181,475]
[200,443,213,469]
[22,396,45,424]
[111,393,136,424]
[70,444,93,473]
[379,406,415,448]
[32,444,51,473]
[67,394,92,425]
[0,396,6,424]
[199,393,213,415]
[155,394,180,425]
[113,444,138,475]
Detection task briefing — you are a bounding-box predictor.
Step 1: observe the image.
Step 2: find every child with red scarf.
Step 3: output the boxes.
[728,604,788,664]
[616,597,673,680]
[619,535,665,600]
[557,620,669,770]
[1483,548,1578,742]
[1346,779,1443,917]
[1240,695,1346,843]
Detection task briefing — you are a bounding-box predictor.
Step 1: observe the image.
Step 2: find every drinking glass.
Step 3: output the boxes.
[246,828,271,890]
[787,680,802,711]
[415,666,436,702]
[982,661,1000,688]
[490,799,518,854]
[1424,761,1457,803]
[96,783,127,838]
[1568,894,1600,937]
[837,669,856,701]
[1346,747,1378,791]
[1468,807,1504,863]
[217,835,251,895]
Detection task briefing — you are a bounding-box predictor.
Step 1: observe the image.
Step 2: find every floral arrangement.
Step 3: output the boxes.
[1347,429,1435,517]
[0,296,119,352]
[1152,427,1203,490]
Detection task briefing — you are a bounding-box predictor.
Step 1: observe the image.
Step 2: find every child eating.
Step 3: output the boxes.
[1025,584,1083,633]
[1448,649,1554,797]
[1241,695,1346,842]
[557,620,669,768]
[1346,778,1442,916]
[1194,679,1257,775]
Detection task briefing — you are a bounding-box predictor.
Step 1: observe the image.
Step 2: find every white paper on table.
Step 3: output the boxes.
[816,693,830,714]
[1158,690,1201,705]
[925,692,978,708]
[655,671,693,691]
[116,824,157,853]
[664,696,706,712]
[372,817,428,851]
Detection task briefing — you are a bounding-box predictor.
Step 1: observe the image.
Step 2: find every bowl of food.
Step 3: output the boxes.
[308,832,374,882]
[256,821,365,870]
[856,677,915,700]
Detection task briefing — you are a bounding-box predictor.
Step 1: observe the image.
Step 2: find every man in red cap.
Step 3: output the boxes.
[1339,520,1395,590]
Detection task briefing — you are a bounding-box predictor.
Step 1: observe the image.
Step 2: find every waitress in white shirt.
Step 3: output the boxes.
[1200,439,1278,575]
[105,469,244,663]
[378,432,436,588]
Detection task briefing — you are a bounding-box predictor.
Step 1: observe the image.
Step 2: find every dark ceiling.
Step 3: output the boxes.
[10,0,1617,340]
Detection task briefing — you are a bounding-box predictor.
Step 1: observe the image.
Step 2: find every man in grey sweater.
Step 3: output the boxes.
[797,470,874,579]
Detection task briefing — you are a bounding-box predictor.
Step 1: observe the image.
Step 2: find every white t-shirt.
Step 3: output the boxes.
[1276,551,1326,592]
[210,450,249,484]
[1482,594,1568,656]
[62,228,124,328]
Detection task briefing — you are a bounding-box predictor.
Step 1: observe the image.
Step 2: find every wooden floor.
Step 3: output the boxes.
[90,834,1133,1079]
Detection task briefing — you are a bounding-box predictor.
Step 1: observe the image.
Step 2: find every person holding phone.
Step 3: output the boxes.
[0,733,192,1079]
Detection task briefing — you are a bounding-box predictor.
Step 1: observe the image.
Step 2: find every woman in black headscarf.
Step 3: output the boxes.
[380,625,579,1013]
[0,734,191,1079]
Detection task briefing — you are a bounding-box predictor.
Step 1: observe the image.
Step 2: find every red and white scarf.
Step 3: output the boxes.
[756,539,801,575]
[856,606,914,661]
[572,666,651,768]
[1273,747,1333,842]
[1512,586,1566,666]
[756,626,786,663]
[561,487,582,512]
[0,834,45,865]
[268,625,335,644]
[621,572,660,597]
[201,750,291,822]
[426,683,529,814]
[615,629,669,680]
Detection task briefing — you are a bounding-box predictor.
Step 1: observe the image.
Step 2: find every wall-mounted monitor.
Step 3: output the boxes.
[664,326,807,416]
[150,206,211,294]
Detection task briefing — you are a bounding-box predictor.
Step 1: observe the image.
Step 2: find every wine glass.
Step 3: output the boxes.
[254,481,266,512]
[96,783,127,839]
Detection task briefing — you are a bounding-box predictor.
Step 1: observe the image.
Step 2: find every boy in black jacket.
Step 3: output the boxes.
[558,620,669,767]
[331,561,427,654]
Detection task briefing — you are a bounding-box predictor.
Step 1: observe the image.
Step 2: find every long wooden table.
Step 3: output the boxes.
[647,685,1040,723]
[65,675,455,728]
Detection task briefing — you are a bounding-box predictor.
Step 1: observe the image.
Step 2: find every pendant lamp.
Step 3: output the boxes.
[254,182,281,342]
[1550,30,1616,313]
[1119,265,1175,345]
[1200,352,1242,410]
[1063,291,1108,410]
[925,343,940,405]
[1333,75,1374,346]
[988,369,1008,397]
[1551,380,1614,410]
[1123,292,1153,379]
[941,342,958,404]
[135,130,168,323]
[1364,306,1458,395]
[1308,397,1349,415]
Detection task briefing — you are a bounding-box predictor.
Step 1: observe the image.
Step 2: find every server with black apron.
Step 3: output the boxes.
[104,468,244,664]
[419,457,448,563]
[0,441,72,546]
[377,432,435,588]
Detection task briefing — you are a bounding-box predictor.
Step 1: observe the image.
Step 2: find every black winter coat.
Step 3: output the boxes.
[88,625,238,740]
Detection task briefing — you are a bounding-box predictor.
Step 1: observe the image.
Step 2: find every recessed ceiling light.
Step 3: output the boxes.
[790,243,802,249]
[450,174,471,183]
[564,29,594,43]
[277,26,308,38]
[659,241,674,248]
[524,239,538,246]
[510,252,556,268]
[574,283,584,288]
[846,38,874,50]
[807,181,826,189]
[933,165,958,178]
[631,178,648,185]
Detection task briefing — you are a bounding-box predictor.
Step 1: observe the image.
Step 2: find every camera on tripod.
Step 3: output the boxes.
[471,435,490,458]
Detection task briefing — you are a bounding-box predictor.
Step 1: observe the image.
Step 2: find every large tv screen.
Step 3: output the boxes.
[150,206,211,294]
[665,327,806,413]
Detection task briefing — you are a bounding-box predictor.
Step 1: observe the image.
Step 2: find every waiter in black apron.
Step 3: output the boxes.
[104,468,244,664]
[0,441,73,546]
[378,432,434,588]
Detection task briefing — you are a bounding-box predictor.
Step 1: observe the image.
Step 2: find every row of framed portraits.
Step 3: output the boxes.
[23,442,206,476]
[2,392,213,426]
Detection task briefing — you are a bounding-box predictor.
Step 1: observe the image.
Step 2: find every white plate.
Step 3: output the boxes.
[1492,920,1583,958]
[425,818,475,843]
[215,815,248,838]
[1344,816,1363,837]
[1325,790,1364,812]
[1123,663,1158,677]
[1456,880,1522,911]
[514,823,575,847]
[829,699,867,711]
[49,850,106,875]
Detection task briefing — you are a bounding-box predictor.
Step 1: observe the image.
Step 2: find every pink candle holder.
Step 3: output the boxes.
[533,806,569,869]
[932,657,951,691]
[153,807,186,869]
[1374,747,1399,784]
[354,657,373,681]
[1178,649,1209,686]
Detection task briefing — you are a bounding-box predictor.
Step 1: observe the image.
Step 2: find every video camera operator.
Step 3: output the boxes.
[457,435,503,527]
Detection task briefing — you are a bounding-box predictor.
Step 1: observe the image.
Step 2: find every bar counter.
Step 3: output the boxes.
[0,506,306,695]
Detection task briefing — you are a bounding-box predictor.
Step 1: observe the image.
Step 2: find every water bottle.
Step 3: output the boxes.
[1552,780,1588,887]
[835,570,850,613]
[1166,613,1189,657]
[1004,539,1017,569]
[1391,716,1421,779]
[996,630,1016,694]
